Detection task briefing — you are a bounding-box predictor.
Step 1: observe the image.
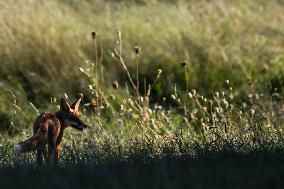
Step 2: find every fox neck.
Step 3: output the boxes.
[55,111,68,130]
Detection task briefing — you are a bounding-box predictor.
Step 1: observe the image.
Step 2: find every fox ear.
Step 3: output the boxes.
[70,98,82,111]
[60,97,70,112]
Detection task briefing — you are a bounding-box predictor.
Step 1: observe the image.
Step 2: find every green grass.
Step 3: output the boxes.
[0,0,284,188]
[0,0,283,105]
[1,61,284,187]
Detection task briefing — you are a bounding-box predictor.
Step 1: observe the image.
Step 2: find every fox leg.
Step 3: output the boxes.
[55,145,61,165]
[36,149,44,166]
[54,130,63,165]
[36,146,48,166]
[47,124,57,165]
[42,145,48,162]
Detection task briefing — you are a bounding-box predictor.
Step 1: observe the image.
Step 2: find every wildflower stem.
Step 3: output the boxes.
[136,54,140,101]
[94,36,100,110]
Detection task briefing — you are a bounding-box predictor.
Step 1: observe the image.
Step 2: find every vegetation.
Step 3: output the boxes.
[0,0,284,188]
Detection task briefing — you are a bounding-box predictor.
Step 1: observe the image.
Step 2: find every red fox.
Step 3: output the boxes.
[13,97,87,165]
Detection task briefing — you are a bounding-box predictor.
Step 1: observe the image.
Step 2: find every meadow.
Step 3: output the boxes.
[0,0,284,188]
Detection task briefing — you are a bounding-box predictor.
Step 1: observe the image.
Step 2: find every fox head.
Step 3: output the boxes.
[60,97,87,131]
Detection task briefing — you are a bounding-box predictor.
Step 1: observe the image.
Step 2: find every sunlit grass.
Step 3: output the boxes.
[0,4,283,188]
[1,28,283,169]
[0,0,283,107]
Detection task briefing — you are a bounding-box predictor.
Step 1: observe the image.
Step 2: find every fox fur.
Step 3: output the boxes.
[14,97,87,165]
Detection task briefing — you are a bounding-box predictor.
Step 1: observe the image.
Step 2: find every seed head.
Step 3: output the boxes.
[191,89,197,97]
[154,105,162,111]
[225,79,230,85]
[117,31,121,38]
[127,98,134,106]
[134,46,141,55]
[250,109,255,116]
[112,81,119,89]
[222,99,229,109]
[202,107,207,112]
[180,61,187,68]
[88,85,93,90]
[170,94,176,100]
[248,93,253,99]
[91,31,96,39]
[102,101,110,108]
[190,113,196,121]
[215,92,220,98]
[64,93,69,99]
[79,67,84,72]
[208,100,213,107]
[78,93,84,98]
[117,118,123,126]
[109,95,115,100]
[255,93,260,100]
[229,104,234,111]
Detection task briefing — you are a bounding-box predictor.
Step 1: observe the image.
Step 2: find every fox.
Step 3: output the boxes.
[13,97,87,165]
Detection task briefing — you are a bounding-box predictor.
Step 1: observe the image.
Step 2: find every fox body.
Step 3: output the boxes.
[14,97,87,165]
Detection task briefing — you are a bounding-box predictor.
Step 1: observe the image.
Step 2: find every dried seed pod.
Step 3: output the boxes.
[225,79,230,85]
[191,89,197,97]
[188,92,193,98]
[91,31,96,39]
[180,61,187,67]
[134,46,141,55]
[109,95,115,100]
[170,94,176,100]
[112,81,119,89]
[208,100,213,107]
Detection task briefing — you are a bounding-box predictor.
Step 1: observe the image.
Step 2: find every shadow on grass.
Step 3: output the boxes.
[1,149,284,189]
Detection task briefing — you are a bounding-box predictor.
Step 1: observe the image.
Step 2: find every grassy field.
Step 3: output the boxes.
[0,0,284,188]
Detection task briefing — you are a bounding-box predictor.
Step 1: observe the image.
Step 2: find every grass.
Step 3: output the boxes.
[1,0,283,105]
[1,33,284,187]
[0,0,284,188]
[2,130,284,188]
[2,148,284,188]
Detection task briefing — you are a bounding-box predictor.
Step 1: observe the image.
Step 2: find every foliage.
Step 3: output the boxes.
[0,1,284,188]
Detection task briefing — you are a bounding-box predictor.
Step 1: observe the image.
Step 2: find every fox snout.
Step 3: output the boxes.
[76,123,87,131]
[68,120,87,131]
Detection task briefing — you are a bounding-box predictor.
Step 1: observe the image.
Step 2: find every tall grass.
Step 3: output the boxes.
[1,0,283,101]
[0,2,284,187]
[0,0,283,133]
[2,28,283,167]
